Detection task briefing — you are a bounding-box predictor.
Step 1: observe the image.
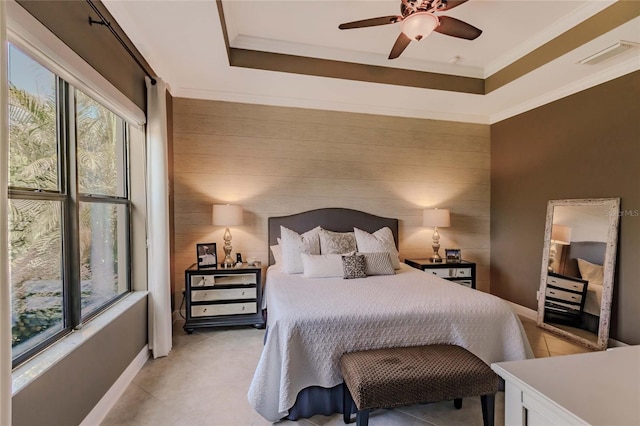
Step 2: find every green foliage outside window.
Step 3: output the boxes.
[9,78,124,354]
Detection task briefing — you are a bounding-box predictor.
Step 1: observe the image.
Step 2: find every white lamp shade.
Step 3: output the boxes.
[551,224,572,245]
[401,12,439,41]
[212,204,244,226]
[423,208,450,228]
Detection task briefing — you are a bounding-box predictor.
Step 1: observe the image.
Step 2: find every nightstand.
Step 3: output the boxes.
[543,272,588,326]
[184,264,265,333]
[404,259,476,289]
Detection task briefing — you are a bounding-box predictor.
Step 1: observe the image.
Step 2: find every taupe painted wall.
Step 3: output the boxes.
[16,0,148,110]
[491,71,640,344]
[172,99,491,303]
[12,297,147,425]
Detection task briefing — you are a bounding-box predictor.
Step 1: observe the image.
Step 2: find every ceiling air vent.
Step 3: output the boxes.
[579,41,640,65]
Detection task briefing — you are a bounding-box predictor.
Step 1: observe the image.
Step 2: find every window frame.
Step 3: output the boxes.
[7,44,133,368]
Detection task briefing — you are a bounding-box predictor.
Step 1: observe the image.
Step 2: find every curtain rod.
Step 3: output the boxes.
[86,0,157,85]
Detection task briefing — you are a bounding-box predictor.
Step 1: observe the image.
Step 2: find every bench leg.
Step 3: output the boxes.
[343,382,354,424]
[356,409,370,426]
[454,398,462,409]
[481,394,495,426]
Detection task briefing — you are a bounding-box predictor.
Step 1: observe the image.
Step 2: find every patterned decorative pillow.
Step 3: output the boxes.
[280,226,321,274]
[342,254,367,279]
[319,229,357,254]
[353,227,400,269]
[359,252,395,276]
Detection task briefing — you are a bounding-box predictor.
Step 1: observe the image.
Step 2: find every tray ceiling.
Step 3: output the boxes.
[103,0,640,123]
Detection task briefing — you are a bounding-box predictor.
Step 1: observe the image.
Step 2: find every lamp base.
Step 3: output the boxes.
[222,256,235,268]
[430,228,442,263]
[548,243,557,273]
[222,227,235,268]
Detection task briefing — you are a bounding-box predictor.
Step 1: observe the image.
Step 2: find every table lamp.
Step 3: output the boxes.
[423,208,450,263]
[212,204,244,268]
[548,224,572,272]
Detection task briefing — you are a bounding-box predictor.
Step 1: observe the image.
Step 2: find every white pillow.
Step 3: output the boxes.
[577,258,604,287]
[301,253,344,278]
[280,226,321,274]
[354,227,400,269]
[270,244,282,265]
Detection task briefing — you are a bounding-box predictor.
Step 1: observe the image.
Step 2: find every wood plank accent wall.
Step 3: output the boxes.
[172,99,490,301]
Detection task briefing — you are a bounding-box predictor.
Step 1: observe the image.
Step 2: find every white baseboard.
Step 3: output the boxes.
[172,310,185,323]
[506,301,538,321]
[80,345,150,426]
[505,301,630,348]
[607,338,629,348]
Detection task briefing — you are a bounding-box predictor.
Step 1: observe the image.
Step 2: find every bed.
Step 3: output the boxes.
[248,208,533,422]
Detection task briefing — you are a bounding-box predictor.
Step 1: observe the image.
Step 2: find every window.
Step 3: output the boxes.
[8,44,131,366]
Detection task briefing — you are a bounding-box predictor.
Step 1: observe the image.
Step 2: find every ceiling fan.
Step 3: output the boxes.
[338,0,482,60]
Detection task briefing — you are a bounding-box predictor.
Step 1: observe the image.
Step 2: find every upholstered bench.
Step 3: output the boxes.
[340,344,500,426]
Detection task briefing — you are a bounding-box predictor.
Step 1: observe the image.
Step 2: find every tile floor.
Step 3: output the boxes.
[101,316,591,426]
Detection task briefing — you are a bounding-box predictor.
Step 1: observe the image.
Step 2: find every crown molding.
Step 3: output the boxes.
[489,57,639,124]
[170,87,490,124]
[172,55,639,126]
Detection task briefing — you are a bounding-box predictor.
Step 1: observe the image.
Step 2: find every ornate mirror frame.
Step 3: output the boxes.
[537,198,620,350]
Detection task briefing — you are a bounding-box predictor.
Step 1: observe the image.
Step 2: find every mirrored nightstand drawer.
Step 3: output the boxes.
[191,302,257,317]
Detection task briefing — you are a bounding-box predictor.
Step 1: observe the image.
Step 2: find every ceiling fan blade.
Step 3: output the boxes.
[388,33,411,59]
[434,16,482,40]
[339,16,402,30]
[438,0,470,11]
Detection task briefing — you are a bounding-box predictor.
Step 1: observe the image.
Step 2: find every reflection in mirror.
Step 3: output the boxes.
[537,198,620,350]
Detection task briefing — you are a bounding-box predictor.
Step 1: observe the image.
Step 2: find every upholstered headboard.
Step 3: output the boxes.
[558,241,606,279]
[267,208,399,265]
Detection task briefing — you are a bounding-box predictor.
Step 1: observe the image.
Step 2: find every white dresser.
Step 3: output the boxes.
[492,346,639,425]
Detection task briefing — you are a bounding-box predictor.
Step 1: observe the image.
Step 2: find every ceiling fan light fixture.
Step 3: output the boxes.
[401,12,439,41]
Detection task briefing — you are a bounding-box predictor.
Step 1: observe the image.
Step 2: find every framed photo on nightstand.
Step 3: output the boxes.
[445,248,461,263]
[196,243,217,269]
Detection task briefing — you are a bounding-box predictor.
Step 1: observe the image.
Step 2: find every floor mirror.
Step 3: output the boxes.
[537,198,620,350]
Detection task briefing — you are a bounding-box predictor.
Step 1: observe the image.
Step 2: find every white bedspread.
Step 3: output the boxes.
[584,283,602,316]
[248,264,533,421]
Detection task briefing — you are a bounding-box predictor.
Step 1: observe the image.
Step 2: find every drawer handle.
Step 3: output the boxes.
[242,291,245,296]
[431,271,437,275]
[242,306,245,311]
[203,308,207,313]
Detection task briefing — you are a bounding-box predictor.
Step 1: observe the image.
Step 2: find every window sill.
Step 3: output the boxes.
[11,291,148,395]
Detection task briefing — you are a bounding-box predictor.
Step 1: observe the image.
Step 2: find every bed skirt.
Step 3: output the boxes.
[581,312,600,334]
[283,379,506,420]
[285,384,347,420]
[264,326,348,420]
